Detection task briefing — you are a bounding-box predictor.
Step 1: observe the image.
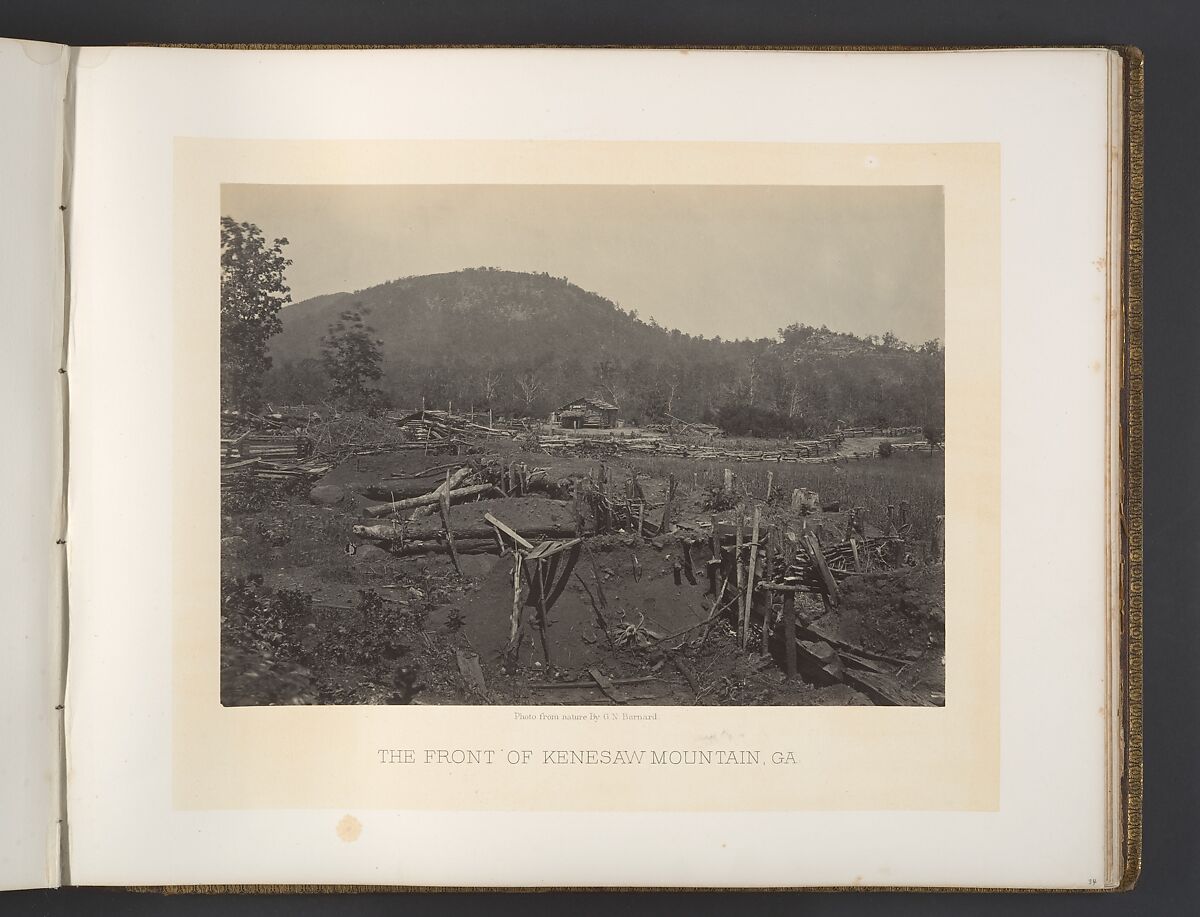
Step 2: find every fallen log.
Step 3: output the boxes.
[351,478,451,500]
[384,537,497,556]
[352,520,579,544]
[361,481,496,517]
[411,465,475,518]
[588,668,630,704]
[799,620,919,665]
[529,675,657,689]
[841,668,935,707]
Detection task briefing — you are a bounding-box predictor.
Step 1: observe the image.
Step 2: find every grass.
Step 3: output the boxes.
[620,449,944,543]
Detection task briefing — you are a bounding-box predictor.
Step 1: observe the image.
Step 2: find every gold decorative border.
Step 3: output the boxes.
[116,43,1142,895]
[1117,43,1145,893]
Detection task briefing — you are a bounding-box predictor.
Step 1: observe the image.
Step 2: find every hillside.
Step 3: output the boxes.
[264,268,944,435]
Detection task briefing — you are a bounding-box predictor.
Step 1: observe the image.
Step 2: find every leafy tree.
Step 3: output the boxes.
[220,217,292,411]
[923,423,945,454]
[321,308,386,410]
[263,357,328,406]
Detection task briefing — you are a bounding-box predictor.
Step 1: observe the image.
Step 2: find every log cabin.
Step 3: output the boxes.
[553,396,620,429]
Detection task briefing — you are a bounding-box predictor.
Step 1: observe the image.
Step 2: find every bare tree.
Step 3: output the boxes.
[593,358,627,408]
[514,368,545,415]
[480,367,503,406]
[745,356,760,405]
[664,374,681,415]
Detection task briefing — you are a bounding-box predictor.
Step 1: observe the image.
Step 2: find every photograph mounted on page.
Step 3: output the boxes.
[218,183,947,708]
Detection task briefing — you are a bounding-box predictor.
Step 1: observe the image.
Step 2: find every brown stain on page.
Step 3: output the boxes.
[336,814,362,842]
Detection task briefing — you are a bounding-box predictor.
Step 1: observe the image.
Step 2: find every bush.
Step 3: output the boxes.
[715,403,807,438]
[877,440,894,459]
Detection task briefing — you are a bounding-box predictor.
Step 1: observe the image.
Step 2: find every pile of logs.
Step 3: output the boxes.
[221,432,313,461]
[395,410,516,442]
[530,432,881,466]
[220,431,333,486]
[687,511,931,705]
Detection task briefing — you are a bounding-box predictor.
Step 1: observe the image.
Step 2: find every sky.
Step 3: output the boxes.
[221,183,944,345]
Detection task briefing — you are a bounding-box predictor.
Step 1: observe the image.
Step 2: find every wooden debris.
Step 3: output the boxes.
[587,668,630,703]
[742,506,760,649]
[362,481,495,517]
[410,465,474,518]
[841,669,935,707]
[438,470,462,574]
[530,675,656,690]
[484,512,535,551]
[455,649,488,698]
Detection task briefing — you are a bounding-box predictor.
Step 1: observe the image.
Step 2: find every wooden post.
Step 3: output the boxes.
[760,527,774,655]
[791,488,803,515]
[662,473,676,533]
[709,513,719,557]
[735,511,746,647]
[438,470,461,575]
[783,592,796,679]
[534,560,553,667]
[572,479,585,536]
[724,467,733,493]
[765,470,774,502]
[507,555,524,660]
[681,540,696,583]
[742,506,760,649]
[637,501,645,536]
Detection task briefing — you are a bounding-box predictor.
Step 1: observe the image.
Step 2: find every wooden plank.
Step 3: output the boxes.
[587,668,630,704]
[783,592,796,679]
[742,506,760,649]
[760,527,774,655]
[802,531,840,605]
[438,470,462,575]
[484,513,535,551]
[455,649,488,698]
[530,675,656,690]
[506,555,524,656]
[534,560,553,667]
[799,620,918,666]
[842,669,935,707]
[735,511,746,647]
[525,538,583,561]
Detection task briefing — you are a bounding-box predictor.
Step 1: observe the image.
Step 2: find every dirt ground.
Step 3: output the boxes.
[221,440,945,707]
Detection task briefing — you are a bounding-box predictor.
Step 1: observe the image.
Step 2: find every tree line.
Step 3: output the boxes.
[222,221,944,437]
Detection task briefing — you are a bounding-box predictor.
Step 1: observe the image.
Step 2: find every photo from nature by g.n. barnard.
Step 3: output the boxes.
[219,184,946,707]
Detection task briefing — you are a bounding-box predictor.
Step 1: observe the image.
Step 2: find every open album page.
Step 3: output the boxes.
[65,47,1121,889]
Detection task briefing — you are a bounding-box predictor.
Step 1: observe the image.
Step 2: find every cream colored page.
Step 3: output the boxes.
[0,38,67,891]
[67,47,1115,888]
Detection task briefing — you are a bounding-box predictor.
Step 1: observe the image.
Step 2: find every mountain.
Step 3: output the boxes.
[263,267,944,435]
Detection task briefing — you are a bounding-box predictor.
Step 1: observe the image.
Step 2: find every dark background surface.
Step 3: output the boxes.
[1,2,1195,915]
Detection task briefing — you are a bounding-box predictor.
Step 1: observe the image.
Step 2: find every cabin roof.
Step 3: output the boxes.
[557,395,619,413]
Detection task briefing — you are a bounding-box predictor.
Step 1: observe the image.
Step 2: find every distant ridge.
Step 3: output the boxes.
[265,267,943,433]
